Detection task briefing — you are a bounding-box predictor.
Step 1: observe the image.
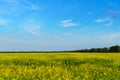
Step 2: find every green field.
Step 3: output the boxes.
[0,53,120,80]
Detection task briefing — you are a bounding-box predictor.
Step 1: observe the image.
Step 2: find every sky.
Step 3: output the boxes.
[0,0,120,51]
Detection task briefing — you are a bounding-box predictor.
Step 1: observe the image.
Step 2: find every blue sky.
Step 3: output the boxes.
[0,0,120,51]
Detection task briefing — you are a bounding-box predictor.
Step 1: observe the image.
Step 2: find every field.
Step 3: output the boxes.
[0,53,120,80]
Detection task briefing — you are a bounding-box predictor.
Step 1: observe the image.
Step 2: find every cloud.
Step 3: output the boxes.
[27,26,40,36]
[22,20,41,36]
[107,10,118,18]
[95,10,119,26]
[95,17,113,26]
[0,19,13,30]
[24,0,40,10]
[30,5,40,10]
[5,0,19,3]
[100,33,120,41]
[105,20,113,26]
[95,19,105,23]
[0,0,21,15]
[60,19,78,27]
[5,0,41,11]
[0,19,9,25]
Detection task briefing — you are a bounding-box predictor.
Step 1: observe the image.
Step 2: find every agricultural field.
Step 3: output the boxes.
[0,53,120,80]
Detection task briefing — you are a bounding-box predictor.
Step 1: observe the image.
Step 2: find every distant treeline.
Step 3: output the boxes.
[0,45,120,53]
[72,45,120,53]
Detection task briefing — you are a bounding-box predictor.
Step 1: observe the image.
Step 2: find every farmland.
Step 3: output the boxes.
[0,53,120,80]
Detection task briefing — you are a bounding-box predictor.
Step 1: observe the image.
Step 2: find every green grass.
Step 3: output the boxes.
[0,53,120,80]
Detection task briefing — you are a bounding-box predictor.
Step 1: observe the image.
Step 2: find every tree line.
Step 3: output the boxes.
[0,45,120,53]
[73,45,120,53]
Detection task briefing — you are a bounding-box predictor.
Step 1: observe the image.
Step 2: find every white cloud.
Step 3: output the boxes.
[5,0,19,3]
[95,9,118,26]
[100,33,120,41]
[95,17,113,26]
[5,0,41,11]
[30,5,40,10]
[22,20,41,36]
[24,0,40,10]
[105,20,113,26]
[0,19,13,30]
[27,26,40,36]
[107,10,118,18]
[60,19,78,27]
[96,19,104,23]
[0,19,9,25]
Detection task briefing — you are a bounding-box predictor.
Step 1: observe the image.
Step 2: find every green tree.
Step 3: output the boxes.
[110,45,120,52]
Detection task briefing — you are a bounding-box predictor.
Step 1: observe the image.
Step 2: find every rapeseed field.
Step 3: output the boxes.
[0,53,120,80]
